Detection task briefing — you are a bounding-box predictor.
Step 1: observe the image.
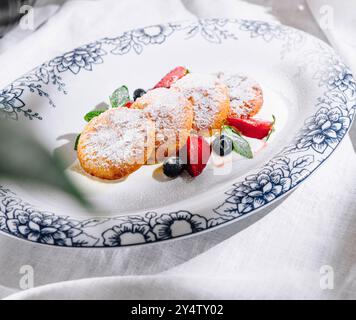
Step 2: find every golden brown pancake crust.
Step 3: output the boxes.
[77,108,155,180]
[132,88,193,162]
[172,73,230,135]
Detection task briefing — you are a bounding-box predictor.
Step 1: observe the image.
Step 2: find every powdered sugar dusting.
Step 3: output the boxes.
[80,109,153,168]
[216,72,263,117]
[173,73,219,89]
[133,88,193,152]
[172,73,228,132]
[136,88,187,110]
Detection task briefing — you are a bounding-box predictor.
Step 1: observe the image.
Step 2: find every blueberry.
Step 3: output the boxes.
[213,135,233,156]
[133,88,146,101]
[163,157,185,178]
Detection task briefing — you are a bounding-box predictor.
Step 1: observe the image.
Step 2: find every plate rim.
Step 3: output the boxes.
[0,18,355,248]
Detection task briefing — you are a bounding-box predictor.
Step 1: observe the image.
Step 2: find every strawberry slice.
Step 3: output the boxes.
[124,101,133,108]
[226,116,275,140]
[186,136,211,177]
[153,66,189,89]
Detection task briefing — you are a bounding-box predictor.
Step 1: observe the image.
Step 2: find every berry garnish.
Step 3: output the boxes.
[212,135,233,157]
[154,66,189,89]
[133,88,146,101]
[163,157,185,178]
[124,101,133,108]
[186,136,211,177]
[226,116,275,140]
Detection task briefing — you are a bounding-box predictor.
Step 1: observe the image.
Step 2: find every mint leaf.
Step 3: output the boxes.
[84,110,106,122]
[74,134,81,151]
[232,134,253,159]
[110,85,130,108]
[222,125,253,159]
[222,125,240,137]
[265,115,276,141]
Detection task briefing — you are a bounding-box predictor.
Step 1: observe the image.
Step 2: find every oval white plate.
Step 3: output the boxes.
[1,19,355,247]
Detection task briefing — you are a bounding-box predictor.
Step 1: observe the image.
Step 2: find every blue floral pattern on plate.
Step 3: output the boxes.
[0,19,355,247]
[50,42,107,75]
[0,86,27,120]
[102,223,156,246]
[214,155,313,216]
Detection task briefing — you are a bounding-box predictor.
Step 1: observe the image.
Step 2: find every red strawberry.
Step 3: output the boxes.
[124,101,133,108]
[185,136,211,177]
[226,116,275,140]
[153,66,189,89]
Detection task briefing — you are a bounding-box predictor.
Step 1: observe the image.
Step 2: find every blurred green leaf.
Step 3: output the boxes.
[0,120,89,208]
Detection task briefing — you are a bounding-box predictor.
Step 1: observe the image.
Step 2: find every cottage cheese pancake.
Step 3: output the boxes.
[77,108,155,180]
[216,72,263,118]
[133,88,193,162]
[172,73,230,134]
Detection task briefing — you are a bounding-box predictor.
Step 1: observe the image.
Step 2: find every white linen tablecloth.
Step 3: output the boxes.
[1,0,356,300]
